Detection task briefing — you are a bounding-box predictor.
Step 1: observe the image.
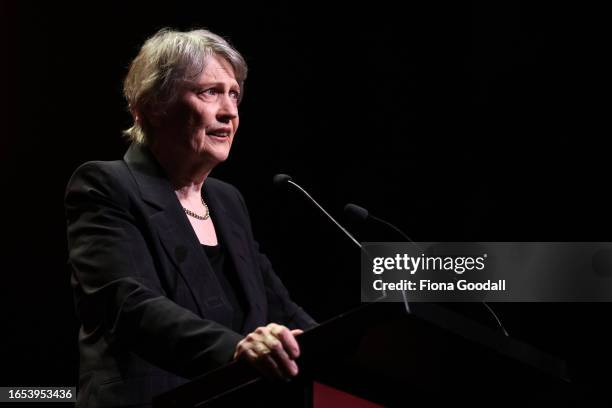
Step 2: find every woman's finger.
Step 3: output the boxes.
[269,325,301,360]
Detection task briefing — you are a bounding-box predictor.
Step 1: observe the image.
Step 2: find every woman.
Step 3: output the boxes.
[65,28,316,407]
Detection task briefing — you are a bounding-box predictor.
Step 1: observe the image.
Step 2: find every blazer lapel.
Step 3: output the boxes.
[123,144,233,327]
[203,182,267,333]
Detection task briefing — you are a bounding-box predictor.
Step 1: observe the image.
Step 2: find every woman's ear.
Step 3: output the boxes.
[129,106,141,124]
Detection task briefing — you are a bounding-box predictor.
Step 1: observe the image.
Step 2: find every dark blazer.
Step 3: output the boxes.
[65,143,316,408]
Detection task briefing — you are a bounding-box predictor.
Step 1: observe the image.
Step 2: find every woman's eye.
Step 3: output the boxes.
[198,88,240,101]
[197,88,218,98]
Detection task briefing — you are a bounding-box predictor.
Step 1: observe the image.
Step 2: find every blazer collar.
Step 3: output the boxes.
[123,143,177,211]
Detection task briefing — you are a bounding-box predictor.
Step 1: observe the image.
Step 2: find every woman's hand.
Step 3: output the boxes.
[233,323,303,381]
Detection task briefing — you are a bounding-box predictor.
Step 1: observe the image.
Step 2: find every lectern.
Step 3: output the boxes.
[154,302,570,407]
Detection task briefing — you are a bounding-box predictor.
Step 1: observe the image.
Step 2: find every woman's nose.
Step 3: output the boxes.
[217,94,238,121]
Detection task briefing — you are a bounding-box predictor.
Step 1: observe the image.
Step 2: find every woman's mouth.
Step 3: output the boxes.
[207,128,231,138]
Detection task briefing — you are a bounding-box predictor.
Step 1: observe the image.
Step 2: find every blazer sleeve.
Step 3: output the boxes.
[232,187,318,331]
[65,162,243,379]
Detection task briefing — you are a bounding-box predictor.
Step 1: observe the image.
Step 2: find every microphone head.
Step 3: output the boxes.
[344,203,369,222]
[273,174,292,188]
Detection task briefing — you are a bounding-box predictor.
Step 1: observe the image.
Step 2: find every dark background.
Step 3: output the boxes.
[1,1,610,404]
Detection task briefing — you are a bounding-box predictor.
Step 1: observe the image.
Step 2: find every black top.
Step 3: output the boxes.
[202,243,246,333]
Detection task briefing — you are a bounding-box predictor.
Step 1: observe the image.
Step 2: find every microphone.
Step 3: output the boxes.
[345,203,416,244]
[344,203,369,221]
[272,173,292,188]
[273,174,362,250]
[344,203,510,337]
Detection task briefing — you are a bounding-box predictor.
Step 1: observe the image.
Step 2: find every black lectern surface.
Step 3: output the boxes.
[154,302,570,408]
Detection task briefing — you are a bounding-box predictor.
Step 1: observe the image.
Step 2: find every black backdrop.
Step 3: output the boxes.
[1,1,610,403]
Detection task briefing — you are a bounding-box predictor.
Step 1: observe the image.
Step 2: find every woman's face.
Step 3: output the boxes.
[156,54,241,166]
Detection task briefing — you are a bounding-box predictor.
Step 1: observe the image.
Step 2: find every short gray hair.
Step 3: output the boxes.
[123,28,248,144]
